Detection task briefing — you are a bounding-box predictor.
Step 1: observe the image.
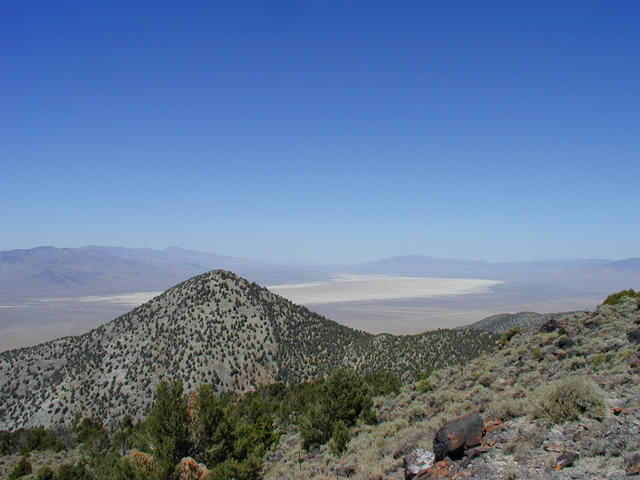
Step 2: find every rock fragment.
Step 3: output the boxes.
[555,451,578,470]
[416,458,460,479]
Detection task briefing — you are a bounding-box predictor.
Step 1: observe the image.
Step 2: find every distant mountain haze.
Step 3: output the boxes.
[1,246,638,300]
[0,246,638,352]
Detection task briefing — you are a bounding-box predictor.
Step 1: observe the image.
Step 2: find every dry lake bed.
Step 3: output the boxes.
[0,274,602,350]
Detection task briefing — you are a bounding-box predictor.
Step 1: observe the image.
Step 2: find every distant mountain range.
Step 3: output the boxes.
[0,246,330,300]
[1,246,639,300]
[0,270,496,431]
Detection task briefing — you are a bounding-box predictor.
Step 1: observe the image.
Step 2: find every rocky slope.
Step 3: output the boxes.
[265,295,640,479]
[0,270,496,431]
[468,311,584,333]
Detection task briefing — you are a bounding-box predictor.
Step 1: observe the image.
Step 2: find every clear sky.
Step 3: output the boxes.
[1,1,639,263]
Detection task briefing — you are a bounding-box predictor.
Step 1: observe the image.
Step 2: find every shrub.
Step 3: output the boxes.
[531,347,542,360]
[145,381,190,475]
[73,418,110,454]
[486,397,527,420]
[417,379,433,392]
[35,467,55,480]
[297,368,374,450]
[590,353,605,369]
[603,289,639,305]
[364,372,402,396]
[8,455,31,479]
[499,327,522,346]
[329,421,350,455]
[110,457,151,480]
[532,375,605,424]
[56,463,95,480]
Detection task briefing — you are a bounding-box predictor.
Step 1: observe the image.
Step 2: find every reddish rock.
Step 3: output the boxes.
[416,458,460,479]
[613,405,629,415]
[555,451,578,470]
[483,419,503,433]
[626,466,640,476]
[433,412,484,461]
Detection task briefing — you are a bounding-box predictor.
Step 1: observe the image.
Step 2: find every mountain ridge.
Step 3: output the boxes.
[0,270,496,432]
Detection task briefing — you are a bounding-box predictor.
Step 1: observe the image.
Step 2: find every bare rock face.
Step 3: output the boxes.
[433,412,484,461]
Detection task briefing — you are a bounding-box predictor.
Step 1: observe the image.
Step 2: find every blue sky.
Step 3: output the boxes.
[1,1,639,262]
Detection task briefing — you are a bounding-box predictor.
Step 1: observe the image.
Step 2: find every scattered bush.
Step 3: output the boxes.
[590,353,605,369]
[145,380,190,477]
[35,466,55,480]
[486,397,527,420]
[603,289,639,305]
[0,428,66,455]
[329,421,350,455]
[364,372,402,396]
[297,368,374,450]
[499,327,522,346]
[417,379,433,392]
[8,455,32,479]
[56,462,95,480]
[532,375,605,424]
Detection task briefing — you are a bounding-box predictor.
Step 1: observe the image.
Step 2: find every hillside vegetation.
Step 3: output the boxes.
[1,289,639,479]
[266,292,640,479]
[0,270,496,432]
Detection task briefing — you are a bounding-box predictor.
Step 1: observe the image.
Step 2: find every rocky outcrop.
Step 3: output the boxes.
[433,413,484,461]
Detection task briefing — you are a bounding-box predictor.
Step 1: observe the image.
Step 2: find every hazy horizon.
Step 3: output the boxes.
[0,243,634,266]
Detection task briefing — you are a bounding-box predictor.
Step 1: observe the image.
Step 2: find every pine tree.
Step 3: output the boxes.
[146,381,190,478]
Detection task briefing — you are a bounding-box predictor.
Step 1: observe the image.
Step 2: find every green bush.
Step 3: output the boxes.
[603,289,639,305]
[8,455,31,479]
[486,397,527,420]
[73,418,110,455]
[417,378,433,392]
[329,421,351,455]
[110,457,148,480]
[590,353,605,368]
[56,462,95,480]
[533,375,605,424]
[145,381,190,477]
[531,347,542,360]
[297,368,374,450]
[35,466,55,480]
[499,327,522,346]
[0,428,65,456]
[364,371,402,396]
